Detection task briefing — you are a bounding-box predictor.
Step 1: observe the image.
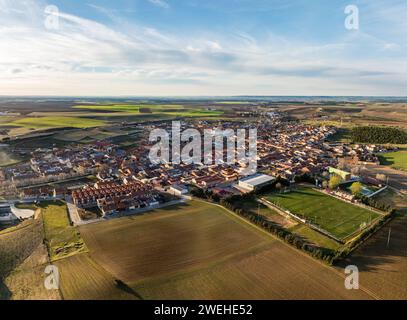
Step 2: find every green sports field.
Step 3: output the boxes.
[265,187,381,240]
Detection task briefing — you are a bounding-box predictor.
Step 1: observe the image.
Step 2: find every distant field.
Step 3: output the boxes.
[9,116,106,129]
[73,104,224,118]
[379,150,407,171]
[53,128,120,142]
[40,201,87,261]
[215,101,252,105]
[299,103,407,129]
[79,200,371,299]
[2,104,225,135]
[73,104,184,112]
[265,187,381,240]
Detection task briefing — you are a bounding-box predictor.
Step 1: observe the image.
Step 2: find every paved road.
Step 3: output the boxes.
[10,204,35,219]
[66,196,82,225]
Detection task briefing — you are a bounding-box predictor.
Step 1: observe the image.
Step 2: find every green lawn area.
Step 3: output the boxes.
[9,117,106,129]
[40,201,86,261]
[265,187,380,240]
[379,150,407,171]
[289,224,341,250]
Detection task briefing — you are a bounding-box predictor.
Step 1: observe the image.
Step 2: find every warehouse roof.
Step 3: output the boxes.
[239,173,275,186]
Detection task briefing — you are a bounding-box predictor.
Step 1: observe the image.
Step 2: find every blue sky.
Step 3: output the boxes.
[0,0,406,95]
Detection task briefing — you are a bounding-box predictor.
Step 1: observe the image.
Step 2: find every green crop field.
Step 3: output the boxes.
[41,201,87,261]
[73,104,224,118]
[379,150,407,171]
[9,116,106,129]
[77,200,371,300]
[73,104,184,112]
[265,187,381,240]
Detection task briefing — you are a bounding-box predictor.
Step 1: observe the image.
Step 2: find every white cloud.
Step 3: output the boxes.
[148,0,170,9]
[0,0,406,96]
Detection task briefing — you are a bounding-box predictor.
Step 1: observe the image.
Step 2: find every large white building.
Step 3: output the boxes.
[238,174,276,192]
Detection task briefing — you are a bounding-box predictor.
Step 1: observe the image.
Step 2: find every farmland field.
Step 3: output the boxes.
[0,219,46,300]
[79,200,372,299]
[264,187,381,240]
[337,209,407,299]
[2,244,61,300]
[80,201,274,283]
[55,253,138,300]
[0,219,44,279]
[379,150,407,171]
[73,104,184,112]
[41,201,87,261]
[73,104,224,118]
[9,116,106,129]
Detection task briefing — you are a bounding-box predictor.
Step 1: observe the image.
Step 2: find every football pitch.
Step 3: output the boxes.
[265,187,381,240]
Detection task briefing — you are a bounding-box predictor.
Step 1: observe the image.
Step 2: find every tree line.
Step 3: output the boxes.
[350,126,407,144]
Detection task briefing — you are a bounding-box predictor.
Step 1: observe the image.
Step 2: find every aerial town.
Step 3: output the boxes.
[1,0,407,305]
[0,110,393,225]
